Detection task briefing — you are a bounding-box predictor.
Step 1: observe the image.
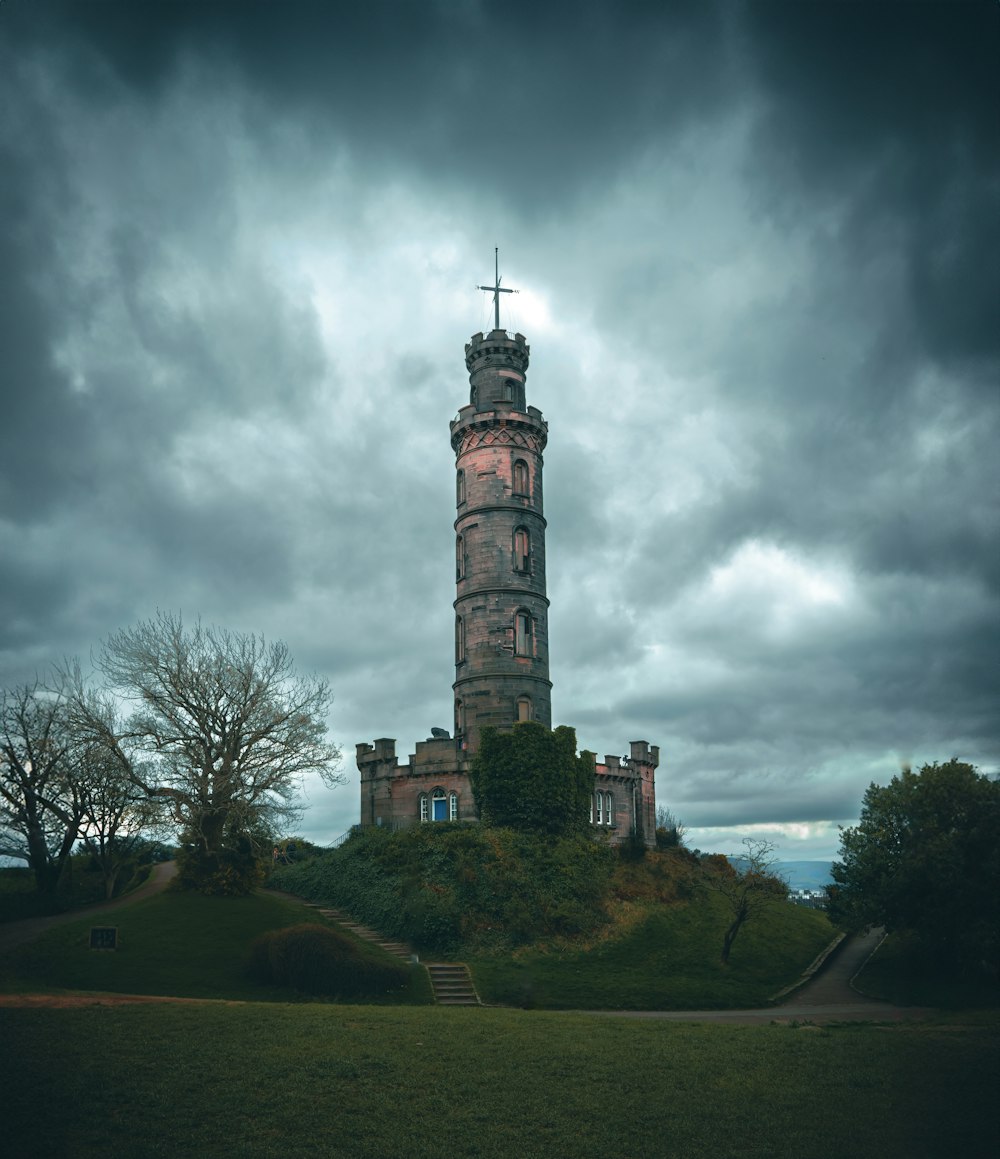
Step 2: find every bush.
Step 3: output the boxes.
[249,923,409,997]
[272,825,616,955]
[175,832,267,896]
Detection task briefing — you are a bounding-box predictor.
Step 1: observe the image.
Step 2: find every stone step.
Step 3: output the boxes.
[425,963,480,1006]
[291,898,481,1005]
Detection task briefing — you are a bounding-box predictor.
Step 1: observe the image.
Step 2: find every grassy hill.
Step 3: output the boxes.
[273,826,834,1009]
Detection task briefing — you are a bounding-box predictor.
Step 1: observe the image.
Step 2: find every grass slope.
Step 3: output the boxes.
[0,889,431,1004]
[472,892,833,1009]
[3,1004,997,1159]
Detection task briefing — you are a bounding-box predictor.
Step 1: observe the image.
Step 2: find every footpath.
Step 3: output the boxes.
[0,873,931,1021]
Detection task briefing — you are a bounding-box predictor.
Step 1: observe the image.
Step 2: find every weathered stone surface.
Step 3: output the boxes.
[357,328,659,846]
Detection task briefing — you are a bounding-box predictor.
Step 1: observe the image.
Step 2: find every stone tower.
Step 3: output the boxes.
[450,329,551,753]
[356,275,658,846]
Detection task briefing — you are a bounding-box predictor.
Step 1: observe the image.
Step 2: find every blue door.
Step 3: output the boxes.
[433,797,447,821]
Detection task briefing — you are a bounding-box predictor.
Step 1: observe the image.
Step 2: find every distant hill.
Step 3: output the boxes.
[777,861,834,891]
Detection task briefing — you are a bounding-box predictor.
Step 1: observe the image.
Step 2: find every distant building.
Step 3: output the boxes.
[358,287,658,844]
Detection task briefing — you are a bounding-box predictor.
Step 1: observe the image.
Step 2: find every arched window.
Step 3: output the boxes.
[604,792,614,826]
[449,791,459,821]
[595,792,603,826]
[455,616,465,664]
[456,534,464,581]
[516,695,532,723]
[513,527,530,573]
[512,458,529,497]
[456,469,466,506]
[432,787,447,822]
[419,794,428,823]
[514,610,533,656]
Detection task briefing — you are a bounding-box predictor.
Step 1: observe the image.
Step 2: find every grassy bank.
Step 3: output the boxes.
[3,1003,997,1158]
[471,892,833,1009]
[0,889,431,1004]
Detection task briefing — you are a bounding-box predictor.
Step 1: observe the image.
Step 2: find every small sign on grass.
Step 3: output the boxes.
[89,926,119,951]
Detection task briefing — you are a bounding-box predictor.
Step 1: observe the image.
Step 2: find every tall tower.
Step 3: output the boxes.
[450,327,551,753]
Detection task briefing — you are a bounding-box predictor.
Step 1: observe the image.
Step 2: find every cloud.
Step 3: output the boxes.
[1,1,997,858]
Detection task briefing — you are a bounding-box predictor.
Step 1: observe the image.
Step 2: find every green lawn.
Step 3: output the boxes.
[0,889,431,1005]
[471,893,833,1009]
[3,1003,997,1158]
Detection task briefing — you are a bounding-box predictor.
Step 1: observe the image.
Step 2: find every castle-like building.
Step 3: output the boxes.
[357,282,658,845]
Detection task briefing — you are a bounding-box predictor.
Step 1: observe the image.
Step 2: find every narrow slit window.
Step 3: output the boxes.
[516,695,532,722]
[456,469,466,506]
[419,794,428,823]
[512,458,529,496]
[455,616,465,663]
[514,527,530,573]
[456,535,464,581]
[515,611,532,656]
[449,792,458,821]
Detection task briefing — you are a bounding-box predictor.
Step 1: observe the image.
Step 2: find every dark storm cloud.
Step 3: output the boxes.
[740,0,1000,374]
[2,1,997,853]
[10,0,733,210]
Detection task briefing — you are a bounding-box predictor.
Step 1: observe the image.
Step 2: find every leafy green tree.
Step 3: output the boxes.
[470,722,593,836]
[702,839,789,964]
[827,760,1000,976]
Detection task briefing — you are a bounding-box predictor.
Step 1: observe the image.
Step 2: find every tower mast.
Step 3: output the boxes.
[477,247,517,331]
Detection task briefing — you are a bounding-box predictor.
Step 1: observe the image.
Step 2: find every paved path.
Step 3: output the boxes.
[581,927,934,1024]
[0,860,178,956]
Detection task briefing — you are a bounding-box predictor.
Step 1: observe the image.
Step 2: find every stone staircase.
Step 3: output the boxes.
[424,962,480,1006]
[305,904,412,960]
[304,903,480,1005]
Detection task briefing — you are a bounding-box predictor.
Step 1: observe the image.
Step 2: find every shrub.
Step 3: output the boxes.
[175,831,267,896]
[272,825,616,954]
[249,923,409,997]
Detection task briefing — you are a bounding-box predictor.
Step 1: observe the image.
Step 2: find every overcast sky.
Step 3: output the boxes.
[2,1,997,860]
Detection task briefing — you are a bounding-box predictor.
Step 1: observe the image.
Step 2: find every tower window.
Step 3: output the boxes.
[456,535,465,581]
[516,695,532,723]
[456,469,466,506]
[455,616,465,664]
[512,459,529,497]
[513,527,530,573]
[455,698,464,736]
[515,610,533,656]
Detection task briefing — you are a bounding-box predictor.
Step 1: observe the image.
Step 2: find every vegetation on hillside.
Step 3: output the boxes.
[470,722,594,835]
[272,823,615,955]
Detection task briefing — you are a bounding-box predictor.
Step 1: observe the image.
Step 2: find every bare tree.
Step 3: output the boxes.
[76,738,169,899]
[655,805,686,848]
[0,683,85,893]
[64,613,344,863]
[702,838,789,964]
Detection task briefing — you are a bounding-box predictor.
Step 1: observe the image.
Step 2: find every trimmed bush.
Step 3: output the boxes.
[249,923,409,997]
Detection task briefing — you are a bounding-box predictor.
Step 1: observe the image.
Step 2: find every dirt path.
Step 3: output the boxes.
[0,860,178,957]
